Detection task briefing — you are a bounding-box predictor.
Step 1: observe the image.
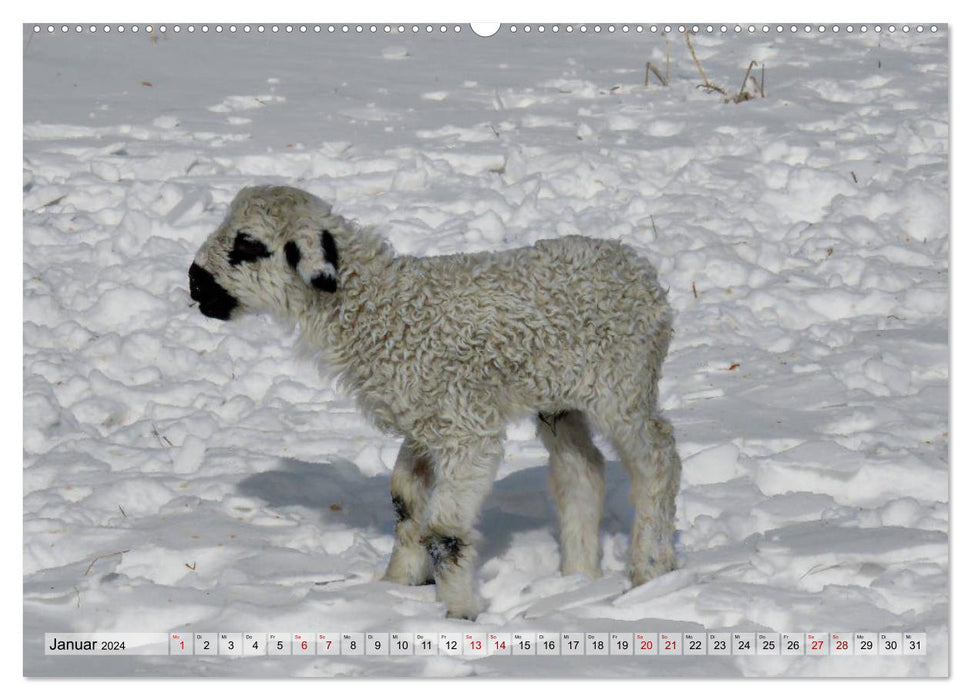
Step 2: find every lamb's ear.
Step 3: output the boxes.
[285,229,340,293]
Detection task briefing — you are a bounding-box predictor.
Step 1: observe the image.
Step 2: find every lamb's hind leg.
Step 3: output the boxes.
[421,436,503,620]
[383,438,435,586]
[609,413,681,585]
[537,410,605,579]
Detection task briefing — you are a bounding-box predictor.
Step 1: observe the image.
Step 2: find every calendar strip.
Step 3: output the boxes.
[44,632,927,657]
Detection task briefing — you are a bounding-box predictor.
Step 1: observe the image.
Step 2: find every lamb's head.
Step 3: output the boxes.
[189,185,340,321]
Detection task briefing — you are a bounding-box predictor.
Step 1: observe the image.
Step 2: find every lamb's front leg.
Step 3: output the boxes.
[421,437,503,620]
[383,438,435,585]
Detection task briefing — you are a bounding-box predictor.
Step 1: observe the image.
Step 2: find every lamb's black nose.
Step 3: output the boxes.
[189,262,238,320]
[188,263,207,302]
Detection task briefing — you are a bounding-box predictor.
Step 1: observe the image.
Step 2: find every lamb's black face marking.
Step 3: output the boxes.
[425,534,465,568]
[308,229,340,292]
[284,241,301,270]
[311,273,337,293]
[188,262,238,320]
[228,231,272,266]
[321,229,339,271]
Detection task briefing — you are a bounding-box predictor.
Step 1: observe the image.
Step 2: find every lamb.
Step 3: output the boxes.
[188,185,682,619]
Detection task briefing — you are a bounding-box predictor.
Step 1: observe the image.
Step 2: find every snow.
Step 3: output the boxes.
[23,24,948,678]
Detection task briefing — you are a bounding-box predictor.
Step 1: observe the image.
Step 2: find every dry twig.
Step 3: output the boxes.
[666,40,671,84]
[644,62,668,86]
[84,550,130,576]
[685,31,727,95]
[737,61,757,100]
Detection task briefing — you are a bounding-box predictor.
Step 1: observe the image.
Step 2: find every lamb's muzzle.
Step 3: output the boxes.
[188,262,237,320]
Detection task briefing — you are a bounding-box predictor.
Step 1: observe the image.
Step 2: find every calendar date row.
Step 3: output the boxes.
[46,632,927,657]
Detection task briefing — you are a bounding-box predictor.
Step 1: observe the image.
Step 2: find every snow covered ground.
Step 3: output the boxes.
[23,24,948,677]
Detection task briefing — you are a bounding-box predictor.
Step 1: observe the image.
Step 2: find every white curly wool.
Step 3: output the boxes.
[191,185,682,619]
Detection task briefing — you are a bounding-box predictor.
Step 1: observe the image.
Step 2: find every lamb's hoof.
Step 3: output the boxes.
[382,572,435,587]
[443,598,481,621]
[381,554,435,586]
[630,554,676,587]
[445,609,478,621]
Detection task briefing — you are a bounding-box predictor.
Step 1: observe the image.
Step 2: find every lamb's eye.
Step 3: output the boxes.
[228,232,272,266]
